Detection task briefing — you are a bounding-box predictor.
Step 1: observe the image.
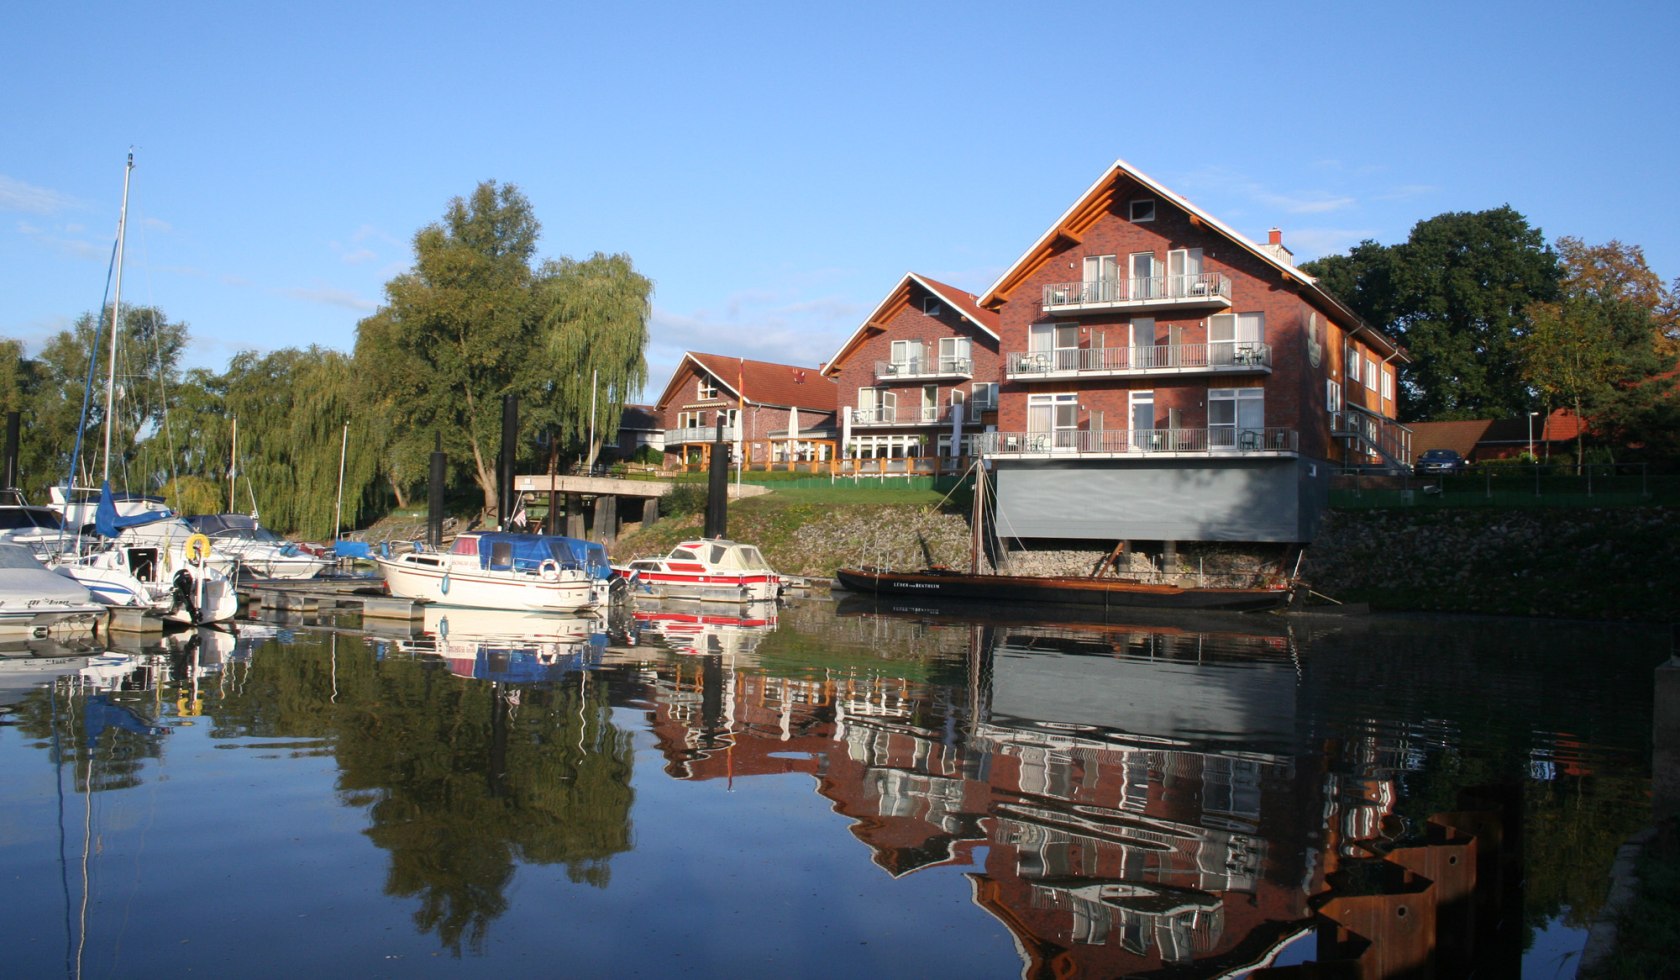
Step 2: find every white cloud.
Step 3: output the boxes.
[0,175,79,215]
[282,285,378,312]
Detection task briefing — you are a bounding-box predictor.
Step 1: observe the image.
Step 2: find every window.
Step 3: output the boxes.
[677,410,703,431]
[1167,248,1204,297]
[1382,366,1394,402]
[1129,390,1155,450]
[1028,321,1079,371]
[921,385,939,422]
[922,296,943,316]
[1345,341,1362,385]
[1026,393,1078,450]
[1365,354,1380,391]
[1326,380,1342,414]
[1209,312,1264,364]
[697,377,718,399]
[1209,388,1265,448]
[938,336,971,373]
[1129,252,1158,299]
[1129,199,1156,223]
[890,339,921,372]
[1129,317,1156,369]
[948,388,965,431]
[1083,254,1117,303]
[970,382,997,420]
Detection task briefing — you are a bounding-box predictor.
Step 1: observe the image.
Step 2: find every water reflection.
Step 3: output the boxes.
[0,600,1667,976]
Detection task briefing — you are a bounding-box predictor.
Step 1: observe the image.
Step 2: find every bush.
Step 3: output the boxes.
[663,482,708,518]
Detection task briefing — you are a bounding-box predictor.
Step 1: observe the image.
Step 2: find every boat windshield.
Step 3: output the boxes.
[0,509,62,530]
[716,545,769,571]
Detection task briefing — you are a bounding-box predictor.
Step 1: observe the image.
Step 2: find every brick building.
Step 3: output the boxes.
[974,158,1410,544]
[654,352,838,469]
[820,273,1002,465]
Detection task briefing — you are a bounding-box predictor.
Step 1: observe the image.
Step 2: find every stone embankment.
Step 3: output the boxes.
[648,501,1680,622]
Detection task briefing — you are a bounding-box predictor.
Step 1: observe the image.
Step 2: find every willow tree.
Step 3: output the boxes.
[532,253,652,471]
[357,182,652,516]
[194,347,382,537]
[356,181,540,517]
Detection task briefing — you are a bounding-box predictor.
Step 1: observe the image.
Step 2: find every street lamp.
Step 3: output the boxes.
[1527,411,1539,460]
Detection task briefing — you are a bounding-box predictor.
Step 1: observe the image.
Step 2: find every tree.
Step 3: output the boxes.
[356,182,653,517]
[16,305,189,501]
[1303,207,1561,421]
[531,253,652,471]
[1519,238,1677,466]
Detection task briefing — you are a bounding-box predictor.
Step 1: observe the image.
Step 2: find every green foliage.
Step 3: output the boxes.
[1303,207,1562,421]
[355,182,652,516]
[661,482,708,518]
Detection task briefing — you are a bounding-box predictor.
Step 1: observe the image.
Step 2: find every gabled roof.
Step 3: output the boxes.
[822,273,1000,377]
[655,352,838,412]
[978,157,1408,362]
[1408,420,1491,458]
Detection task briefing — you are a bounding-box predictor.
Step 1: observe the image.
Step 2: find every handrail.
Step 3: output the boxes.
[1042,272,1232,309]
[978,427,1298,456]
[1007,342,1271,376]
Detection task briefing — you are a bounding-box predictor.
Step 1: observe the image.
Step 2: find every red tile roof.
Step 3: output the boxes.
[1407,420,1491,460]
[686,352,837,412]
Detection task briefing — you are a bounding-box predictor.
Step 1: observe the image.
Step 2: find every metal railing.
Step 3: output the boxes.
[665,425,739,444]
[978,427,1298,456]
[1042,272,1232,310]
[1007,342,1271,378]
[852,405,949,426]
[875,352,974,380]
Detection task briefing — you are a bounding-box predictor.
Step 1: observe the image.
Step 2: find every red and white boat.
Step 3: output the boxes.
[614,538,782,603]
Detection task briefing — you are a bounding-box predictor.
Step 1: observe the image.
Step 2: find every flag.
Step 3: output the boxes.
[509,494,529,530]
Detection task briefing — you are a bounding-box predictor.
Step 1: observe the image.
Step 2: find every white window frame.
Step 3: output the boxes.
[890,339,920,373]
[1209,312,1264,364]
[1083,254,1118,303]
[1209,388,1265,449]
[1129,252,1158,300]
[1326,379,1343,415]
[1026,392,1078,451]
[1129,390,1155,451]
[1381,365,1394,402]
[1365,353,1380,391]
[1345,341,1362,385]
[921,296,943,316]
[938,336,971,373]
[970,382,997,421]
[1167,248,1204,297]
[697,377,718,400]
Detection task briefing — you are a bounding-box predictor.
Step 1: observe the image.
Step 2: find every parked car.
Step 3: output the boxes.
[1414,448,1468,476]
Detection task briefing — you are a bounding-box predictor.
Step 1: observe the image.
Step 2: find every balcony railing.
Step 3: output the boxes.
[666,425,739,444]
[978,427,1298,457]
[1042,273,1232,313]
[852,405,954,426]
[875,351,974,381]
[1006,342,1271,380]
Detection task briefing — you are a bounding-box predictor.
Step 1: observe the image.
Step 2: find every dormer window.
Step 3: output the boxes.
[1129,199,1156,223]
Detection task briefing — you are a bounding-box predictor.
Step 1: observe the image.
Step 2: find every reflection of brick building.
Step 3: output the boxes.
[635,622,1334,975]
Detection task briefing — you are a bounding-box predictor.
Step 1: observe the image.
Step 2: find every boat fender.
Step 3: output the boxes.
[185,533,213,563]
[539,559,561,582]
[441,573,450,595]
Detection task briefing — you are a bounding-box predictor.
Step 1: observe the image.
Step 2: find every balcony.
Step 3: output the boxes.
[666,424,739,444]
[852,405,956,427]
[977,427,1298,459]
[1042,273,1232,315]
[875,350,974,382]
[1006,342,1272,381]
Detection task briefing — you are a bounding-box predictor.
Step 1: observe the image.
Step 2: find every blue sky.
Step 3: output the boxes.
[5,1,1676,402]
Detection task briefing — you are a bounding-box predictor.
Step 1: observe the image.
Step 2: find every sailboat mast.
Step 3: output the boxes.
[228,417,237,512]
[101,152,134,485]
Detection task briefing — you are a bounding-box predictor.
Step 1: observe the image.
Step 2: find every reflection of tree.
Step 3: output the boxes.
[212,635,635,955]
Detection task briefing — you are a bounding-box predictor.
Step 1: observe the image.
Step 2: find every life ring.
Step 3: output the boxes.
[185,533,213,563]
[538,559,561,582]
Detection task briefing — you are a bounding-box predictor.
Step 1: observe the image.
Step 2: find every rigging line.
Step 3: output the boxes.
[59,233,122,556]
[130,198,182,498]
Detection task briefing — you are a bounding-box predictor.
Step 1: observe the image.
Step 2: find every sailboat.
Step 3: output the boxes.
[834,463,1296,612]
[47,153,240,626]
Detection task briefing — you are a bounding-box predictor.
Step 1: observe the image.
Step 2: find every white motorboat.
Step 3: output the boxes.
[376,531,611,612]
[184,513,333,580]
[614,538,783,603]
[48,485,241,626]
[0,542,107,638]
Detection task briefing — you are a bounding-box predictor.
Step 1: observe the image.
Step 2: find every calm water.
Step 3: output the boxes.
[0,596,1669,978]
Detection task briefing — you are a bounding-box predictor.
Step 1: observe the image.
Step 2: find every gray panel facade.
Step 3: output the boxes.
[994,457,1331,543]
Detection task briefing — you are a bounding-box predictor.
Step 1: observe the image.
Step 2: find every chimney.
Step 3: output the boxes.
[1260,227,1294,266]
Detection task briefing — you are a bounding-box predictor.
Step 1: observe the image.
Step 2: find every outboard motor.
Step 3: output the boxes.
[172,568,199,622]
